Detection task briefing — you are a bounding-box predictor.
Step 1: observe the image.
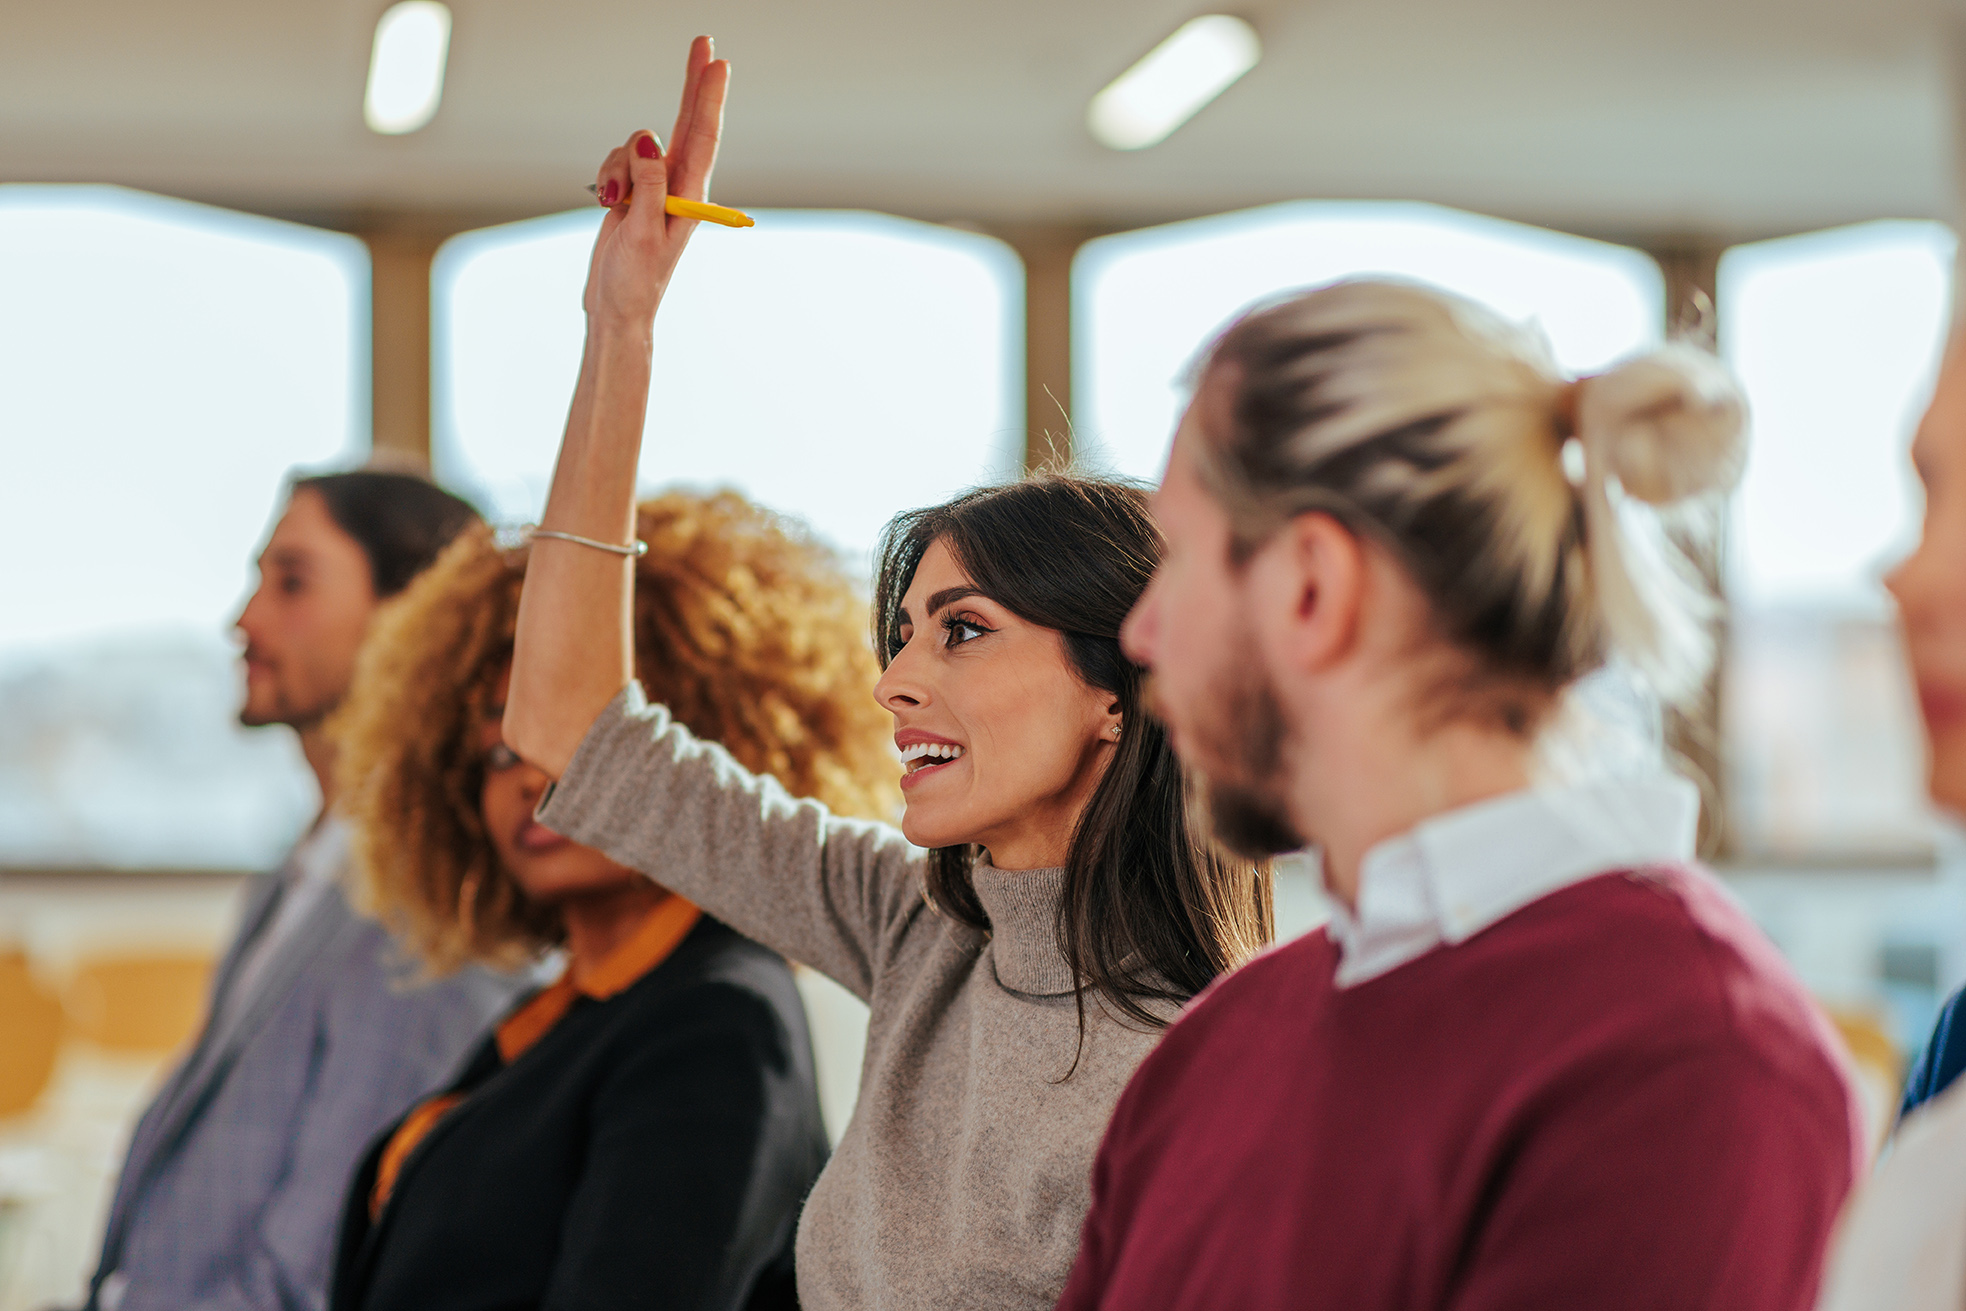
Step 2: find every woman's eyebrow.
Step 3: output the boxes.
[925,586,984,614]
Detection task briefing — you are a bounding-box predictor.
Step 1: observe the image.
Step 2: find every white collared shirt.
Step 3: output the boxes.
[1324,776,1700,988]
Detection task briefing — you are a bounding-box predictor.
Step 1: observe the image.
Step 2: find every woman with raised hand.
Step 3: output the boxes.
[502,37,1269,1311]
[326,491,897,1311]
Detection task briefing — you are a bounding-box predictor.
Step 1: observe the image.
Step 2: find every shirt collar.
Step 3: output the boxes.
[1324,775,1698,988]
[287,813,350,890]
[495,894,702,1062]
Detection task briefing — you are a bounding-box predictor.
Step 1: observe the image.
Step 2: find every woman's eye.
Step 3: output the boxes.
[943,617,990,647]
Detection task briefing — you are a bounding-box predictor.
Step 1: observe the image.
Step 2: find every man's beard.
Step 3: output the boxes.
[1206,776,1305,861]
[238,656,338,731]
[1154,654,1307,860]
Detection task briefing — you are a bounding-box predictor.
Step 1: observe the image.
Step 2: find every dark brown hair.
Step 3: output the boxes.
[872,475,1272,1040]
[294,469,482,599]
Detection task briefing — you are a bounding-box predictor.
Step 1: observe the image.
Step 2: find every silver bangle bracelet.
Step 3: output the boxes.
[530,528,649,557]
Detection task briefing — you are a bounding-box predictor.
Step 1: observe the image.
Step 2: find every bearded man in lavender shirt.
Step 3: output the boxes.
[83,470,519,1311]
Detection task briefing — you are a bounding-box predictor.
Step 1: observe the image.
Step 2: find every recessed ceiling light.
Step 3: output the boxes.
[1088,15,1261,151]
[365,1,452,135]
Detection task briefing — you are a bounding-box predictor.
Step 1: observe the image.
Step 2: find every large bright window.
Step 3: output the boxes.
[0,186,363,868]
[1719,221,1953,859]
[1076,200,1665,481]
[436,209,1022,564]
[1723,222,1952,612]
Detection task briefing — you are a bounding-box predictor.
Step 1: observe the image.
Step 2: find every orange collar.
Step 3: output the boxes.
[495,895,702,1063]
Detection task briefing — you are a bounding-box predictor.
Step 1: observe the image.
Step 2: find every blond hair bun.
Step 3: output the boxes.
[1575,344,1747,505]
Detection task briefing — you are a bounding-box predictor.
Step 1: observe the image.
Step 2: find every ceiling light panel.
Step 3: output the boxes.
[365,1,452,135]
[1088,15,1261,151]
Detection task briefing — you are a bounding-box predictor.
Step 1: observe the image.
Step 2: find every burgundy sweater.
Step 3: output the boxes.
[1058,866,1865,1311]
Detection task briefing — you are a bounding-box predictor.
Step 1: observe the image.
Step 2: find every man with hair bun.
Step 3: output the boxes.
[1058,279,1864,1310]
[83,468,519,1311]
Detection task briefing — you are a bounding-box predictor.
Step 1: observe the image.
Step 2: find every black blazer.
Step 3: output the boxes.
[329,919,828,1311]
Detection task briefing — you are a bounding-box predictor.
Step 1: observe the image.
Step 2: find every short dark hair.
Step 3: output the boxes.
[872,475,1272,1060]
[292,470,481,599]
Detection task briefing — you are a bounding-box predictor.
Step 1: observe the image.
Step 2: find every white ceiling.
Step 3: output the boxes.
[3,0,1960,243]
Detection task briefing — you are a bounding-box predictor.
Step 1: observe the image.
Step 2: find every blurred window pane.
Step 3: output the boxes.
[1076,200,1665,480]
[1723,222,1953,611]
[1718,220,1953,858]
[0,185,363,868]
[435,209,1023,565]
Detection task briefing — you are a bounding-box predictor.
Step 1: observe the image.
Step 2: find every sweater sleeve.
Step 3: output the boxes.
[536,682,925,1003]
[1445,1041,1860,1311]
[541,979,823,1311]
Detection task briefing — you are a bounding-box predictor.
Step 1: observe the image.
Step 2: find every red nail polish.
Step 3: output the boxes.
[602,180,619,205]
[636,134,662,159]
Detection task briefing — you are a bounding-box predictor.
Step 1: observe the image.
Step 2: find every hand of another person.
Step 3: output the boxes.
[583,36,730,330]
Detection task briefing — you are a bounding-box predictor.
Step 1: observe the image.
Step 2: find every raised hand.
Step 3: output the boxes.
[582,36,730,329]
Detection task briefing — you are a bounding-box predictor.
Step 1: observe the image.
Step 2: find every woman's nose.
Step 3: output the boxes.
[874,643,927,711]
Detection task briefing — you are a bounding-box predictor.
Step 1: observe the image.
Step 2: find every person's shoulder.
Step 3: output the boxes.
[615,919,807,1040]
[320,896,523,1029]
[1090,932,1340,1151]
[584,929,820,1122]
[1584,865,1807,1000]
[1208,926,1341,1001]
[1495,864,1787,993]
[1148,930,1341,1060]
[665,916,798,987]
[1503,864,1851,1087]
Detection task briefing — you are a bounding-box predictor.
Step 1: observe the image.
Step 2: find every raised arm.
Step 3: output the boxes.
[505,36,730,777]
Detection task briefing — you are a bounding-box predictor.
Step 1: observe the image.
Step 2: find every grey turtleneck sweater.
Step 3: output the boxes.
[537,684,1168,1311]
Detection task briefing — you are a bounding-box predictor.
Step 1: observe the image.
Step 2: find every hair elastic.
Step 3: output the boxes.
[530,528,649,558]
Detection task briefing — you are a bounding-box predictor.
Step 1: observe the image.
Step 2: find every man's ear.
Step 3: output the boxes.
[1255,511,1366,676]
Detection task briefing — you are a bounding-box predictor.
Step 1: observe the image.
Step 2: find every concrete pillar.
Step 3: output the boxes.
[989,224,1112,474]
[1646,240,1731,856]
[358,227,446,469]
[1948,10,1966,319]
[1651,244,1723,345]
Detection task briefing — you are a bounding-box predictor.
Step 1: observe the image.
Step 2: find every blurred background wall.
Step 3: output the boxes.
[6,0,1966,1302]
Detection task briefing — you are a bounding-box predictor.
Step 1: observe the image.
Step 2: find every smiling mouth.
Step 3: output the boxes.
[899,742,965,777]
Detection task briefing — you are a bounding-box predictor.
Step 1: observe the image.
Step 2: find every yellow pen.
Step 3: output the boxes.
[585,185,755,229]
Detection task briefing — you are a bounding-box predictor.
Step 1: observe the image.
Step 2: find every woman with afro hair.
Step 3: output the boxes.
[325,490,898,1311]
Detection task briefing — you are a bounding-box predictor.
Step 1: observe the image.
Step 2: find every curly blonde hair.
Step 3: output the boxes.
[335,490,899,975]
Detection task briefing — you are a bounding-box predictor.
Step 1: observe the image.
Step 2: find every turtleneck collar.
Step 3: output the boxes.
[968,862,1076,997]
